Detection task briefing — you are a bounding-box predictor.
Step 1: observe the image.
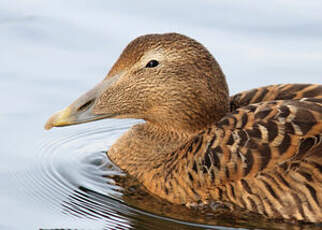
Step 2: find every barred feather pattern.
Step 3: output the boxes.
[155,84,322,222]
[230,84,322,111]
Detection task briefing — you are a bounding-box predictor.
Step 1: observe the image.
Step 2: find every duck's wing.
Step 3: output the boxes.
[172,95,322,220]
[230,84,322,111]
[191,97,322,221]
[214,98,322,181]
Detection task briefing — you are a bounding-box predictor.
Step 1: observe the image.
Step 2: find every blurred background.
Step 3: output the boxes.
[0,1,322,229]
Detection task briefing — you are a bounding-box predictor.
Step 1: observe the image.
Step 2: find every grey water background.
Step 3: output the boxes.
[1,0,322,229]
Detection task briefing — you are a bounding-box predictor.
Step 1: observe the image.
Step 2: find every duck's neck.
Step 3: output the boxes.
[107,122,195,177]
[107,94,230,203]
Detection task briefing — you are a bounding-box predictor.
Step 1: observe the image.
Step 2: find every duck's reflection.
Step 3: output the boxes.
[62,184,209,230]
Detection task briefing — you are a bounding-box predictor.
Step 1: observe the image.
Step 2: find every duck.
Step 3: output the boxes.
[45,33,322,223]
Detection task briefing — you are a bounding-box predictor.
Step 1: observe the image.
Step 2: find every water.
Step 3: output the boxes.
[1,1,322,229]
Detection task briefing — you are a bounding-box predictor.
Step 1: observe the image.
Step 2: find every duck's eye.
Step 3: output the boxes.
[145,60,159,68]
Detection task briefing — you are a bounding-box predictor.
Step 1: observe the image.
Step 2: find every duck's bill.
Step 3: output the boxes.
[44,105,112,130]
[44,75,120,130]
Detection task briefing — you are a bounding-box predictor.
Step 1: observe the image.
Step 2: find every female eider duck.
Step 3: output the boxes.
[45,33,322,222]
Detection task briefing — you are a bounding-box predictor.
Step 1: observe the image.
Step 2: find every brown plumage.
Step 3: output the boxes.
[45,33,322,222]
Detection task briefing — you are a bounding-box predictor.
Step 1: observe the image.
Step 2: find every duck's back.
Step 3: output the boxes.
[222,84,322,222]
[230,84,322,111]
[214,98,321,221]
[167,84,322,222]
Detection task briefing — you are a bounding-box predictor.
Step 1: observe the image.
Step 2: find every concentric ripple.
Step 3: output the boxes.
[7,119,132,229]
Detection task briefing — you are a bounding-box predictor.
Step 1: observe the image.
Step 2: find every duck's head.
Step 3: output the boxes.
[45,33,229,133]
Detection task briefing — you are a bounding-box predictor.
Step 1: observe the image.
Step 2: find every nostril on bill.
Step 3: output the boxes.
[77,99,94,112]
